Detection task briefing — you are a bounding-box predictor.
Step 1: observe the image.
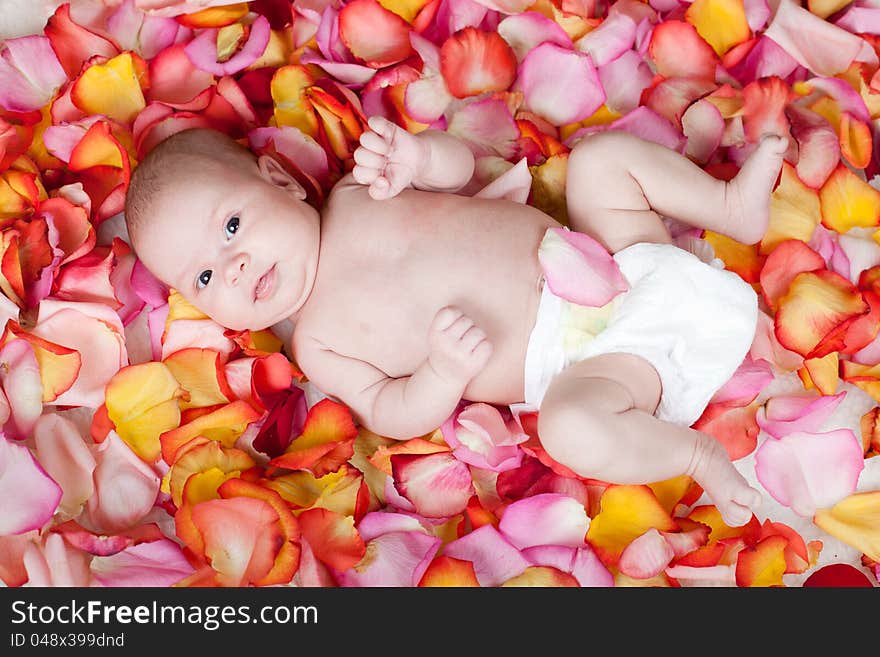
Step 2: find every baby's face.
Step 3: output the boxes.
[135,158,320,331]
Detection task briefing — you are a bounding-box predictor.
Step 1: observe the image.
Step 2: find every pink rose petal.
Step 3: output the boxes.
[0,436,62,535]
[22,533,91,586]
[575,12,636,67]
[787,104,840,189]
[473,157,532,204]
[107,0,183,60]
[91,538,195,587]
[498,493,590,550]
[447,96,520,159]
[514,42,605,125]
[710,354,775,406]
[597,50,655,115]
[440,402,527,472]
[521,544,613,586]
[336,531,441,586]
[392,452,475,518]
[763,0,878,76]
[538,226,629,307]
[184,15,271,76]
[618,528,675,579]
[85,432,161,533]
[0,35,68,112]
[0,339,43,441]
[442,524,530,586]
[497,11,573,62]
[754,429,865,517]
[357,510,430,542]
[249,126,330,185]
[31,299,128,409]
[33,413,96,519]
[756,392,847,439]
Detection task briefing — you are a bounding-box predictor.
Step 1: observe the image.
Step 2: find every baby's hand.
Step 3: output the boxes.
[427,306,493,384]
[352,116,428,200]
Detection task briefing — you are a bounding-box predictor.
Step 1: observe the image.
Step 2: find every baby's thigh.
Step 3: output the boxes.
[541,351,662,417]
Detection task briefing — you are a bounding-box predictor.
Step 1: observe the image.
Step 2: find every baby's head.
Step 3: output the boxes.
[125,128,321,331]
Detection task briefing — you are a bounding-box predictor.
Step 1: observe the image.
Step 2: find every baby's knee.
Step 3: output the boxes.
[536,395,617,475]
[569,130,637,171]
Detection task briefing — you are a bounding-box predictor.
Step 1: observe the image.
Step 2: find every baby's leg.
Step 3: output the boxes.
[565,130,787,253]
[537,352,762,526]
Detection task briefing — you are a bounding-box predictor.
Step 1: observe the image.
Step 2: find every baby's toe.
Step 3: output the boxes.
[720,501,753,528]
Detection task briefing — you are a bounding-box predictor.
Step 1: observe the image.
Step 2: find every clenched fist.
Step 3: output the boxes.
[427,306,493,384]
[352,116,428,200]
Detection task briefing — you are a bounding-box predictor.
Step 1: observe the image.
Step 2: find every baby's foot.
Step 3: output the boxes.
[724,134,788,245]
[688,433,763,527]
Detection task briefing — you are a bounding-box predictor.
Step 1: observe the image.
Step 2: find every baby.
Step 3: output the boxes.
[125,117,788,527]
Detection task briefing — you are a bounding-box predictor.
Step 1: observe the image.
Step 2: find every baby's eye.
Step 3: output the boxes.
[225,215,240,239]
[197,270,212,289]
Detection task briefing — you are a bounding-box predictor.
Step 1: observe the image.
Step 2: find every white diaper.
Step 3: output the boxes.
[523,241,759,426]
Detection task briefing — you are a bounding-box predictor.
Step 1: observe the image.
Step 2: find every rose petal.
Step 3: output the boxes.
[498,493,590,550]
[0,436,62,535]
[755,429,865,516]
[538,226,629,307]
[514,43,605,126]
[442,524,530,586]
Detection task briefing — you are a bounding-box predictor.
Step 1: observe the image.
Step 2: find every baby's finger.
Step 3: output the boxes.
[367,115,397,140]
[354,147,386,169]
[352,164,379,185]
[432,307,464,332]
[359,130,390,154]
[445,316,475,340]
[368,176,391,200]
[460,326,486,351]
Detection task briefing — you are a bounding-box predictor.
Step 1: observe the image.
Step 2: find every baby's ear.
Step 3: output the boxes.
[257,155,307,200]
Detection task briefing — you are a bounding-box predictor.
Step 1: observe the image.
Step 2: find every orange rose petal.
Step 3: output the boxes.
[819,163,880,233]
[68,121,130,179]
[418,555,481,587]
[586,485,678,566]
[775,269,868,358]
[0,321,81,403]
[368,437,450,475]
[801,351,839,395]
[759,238,826,310]
[813,490,880,562]
[703,231,765,282]
[860,407,880,453]
[672,542,726,567]
[163,348,231,410]
[760,520,813,574]
[684,0,751,57]
[269,398,358,476]
[440,27,517,99]
[160,400,261,465]
[502,565,580,587]
[37,197,94,265]
[687,504,759,543]
[298,507,365,571]
[648,20,718,80]
[168,440,255,508]
[840,360,880,402]
[44,3,119,79]
[841,290,880,355]
[693,401,760,460]
[176,3,250,28]
[338,0,413,68]
[838,112,872,169]
[735,534,788,587]
[265,466,367,517]
[104,361,184,463]
[270,65,319,136]
[218,478,301,586]
[70,53,148,125]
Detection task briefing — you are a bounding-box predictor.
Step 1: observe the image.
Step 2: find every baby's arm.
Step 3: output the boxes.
[352,116,475,199]
[295,307,492,439]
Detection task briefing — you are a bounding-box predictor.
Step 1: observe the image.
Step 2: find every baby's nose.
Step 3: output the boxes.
[224,252,250,286]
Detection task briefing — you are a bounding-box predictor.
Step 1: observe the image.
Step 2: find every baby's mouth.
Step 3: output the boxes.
[254,264,276,301]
